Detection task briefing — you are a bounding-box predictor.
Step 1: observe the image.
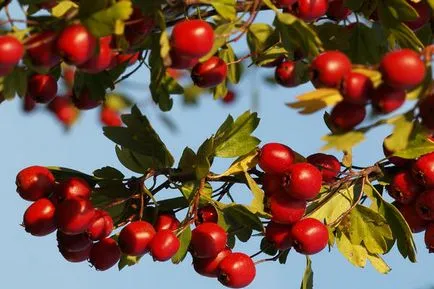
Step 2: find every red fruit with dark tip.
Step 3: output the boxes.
[218,253,256,288]
[100,106,122,127]
[291,218,328,255]
[59,245,91,263]
[283,162,322,200]
[89,238,121,271]
[26,31,60,68]
[124,7,155,46]
[72,89,102,110]
[379,49,425,90]
[222,91,236,104]
[372,83,406,114]
[171,19,214,58]
[56,199,95,235]
[413,152,434,188]
[387,171,422,204]
[415,190,434,220]
[191,222,227,258]
[55,177,91,202]
[57,231,92,252]
[383,135,411,167]
[424,223,434,252]
[419,94,434,130]
[262,174,283,196]
[326,0,351,21]
[193,248,232,277]
[57,24,97,65]
[269,192,306,224]
[0,35,24,67]
[191,56,228,88]
[48,96,79,126]
[16,166,55,201]
[79,36,113,74]
[404,0,431,31]
[150,230,180,261]
[196,205,218,225]
[23,93,36,113]
[275,60,297,87]
[23,198,56,236]
[307,153,340,183]
[28,74,58,104]
[170,50,198,70]
[154,212,180,232]
[294,0,328,22]
[258,143,295,174]
[118,221,156,256]
[86,210,114,241]
[393,201,427,233]
[329,101,366,131]
[265,222,293,250]
[340,71,373,105]
[310,51,351,88]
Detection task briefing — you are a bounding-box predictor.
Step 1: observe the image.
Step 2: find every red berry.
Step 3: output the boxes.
[193,248,232,277]
[171,20,214,58]
[169,50,198,70]
[275,60,298,87]
[383,135,411,167]
[28,74,58,104]
[57,231,92,252]
[258,143,295,174]
[387,171,422,204]
[326,0,351,21]
[191,56,228,88]
[89,238,121,271]
[307,153,340,183]
[59,245,91,263]
[118,221,156,256]
[54,177,92,202]
[26,31,60,68]
[196,205,218,225]
[72,89,102,110]
[218,253,256,288]
[265,222,293,250]
[413,152,434,188]
[415,190,434,220]
[154,212,180,232]
[16,166,55,201]
[425,223,434,252]
[379,49,425,90]
[150,230,180,261]
[371,83,406,113]
[393,201,427,233]
[329,101,366,131]
[111,52,139,68]
[48,96,79,126]
[262,174,283,196]
[294,0,329,22]
[23,198,56,236]
[23,93,36,113]
[269,192,306,224]
[291,218,328,255]
[63,66,75,87]
[56,199,95,235]
[340,71,373,105]
[283,162,322,200]
[79,36,113,73]
[57,24,97,65]
[191,223,227,258]
[419,94,434,130]
[276,0,298,8]
[404,0,431,31]
[100,106,122,127]
[86,209,114,241]
[222,91,236,104]
[124,7,155,46]
[310,51,351,88]
[0,35,24,67]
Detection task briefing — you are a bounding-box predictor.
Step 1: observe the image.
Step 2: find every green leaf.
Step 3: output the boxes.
[200,23,235,61]
[367,253,392,274]
[347,23,387,64]
[115,146,154,174]
[180,181,212,205]
[321,131,366,152]
[244,172,267,215]
[223,204,264,232]
[213,80,228,100]
[260,238,278,256]
[336,229,368,268]
[315,23,350,52]
[200,0,236,20]
[46,166,97,185]
[247,23,282,65]
[178,147,197,172]
[172,226,192,264]
[219,45,241,84]
[393,130,434,159]
[195,137,215,179]
[0,67,28,99]
[300,256,313,289]
[384,112,415,152]
[118,254,142,271]
[93,166,124,180]
[214,149,258,178]
[287,88,342,114]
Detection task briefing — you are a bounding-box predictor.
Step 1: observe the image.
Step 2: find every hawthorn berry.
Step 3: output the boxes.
[79,36,113,74]
[265,222,293,250]
[387,171,422,204]
[262,173,283,196]
[222,91,236,104]
[86,209,114,241]
[419,94,434,130]
[72,89,102,110]
[193,248,232,278]
[383,135,411,167]
[306,153,340,183]
[310,51,351,88]
[340,71,373,105]
[170,50,198,70]
[196,205,218,225]
[26,31,60,68]
[294,0,329,22]
[54,177,92,202]
[191,56,228,88]
[23,93,36,113]
[404,0,431,31]
[276,0,298,8]
[57,24,97,65]
[59,245,91,263]
[57,231,92,252]
[150,230,180,261]
[413,152,434,188]
[191,222,227,258]
[379,49,426,90]
[218,253,256,288]
[111,52,139,68]
[48,96,79,127]
[16,166,55,201]
[23,198,56,236]
[124,7,155,46]
[258,143,295,174]
[371,83,406,114]
[89,238,121,271]
[283,162,323,200]
[56,199,95,235]
[326,0,351,21]
[0,35,24,67]
[154,212,180,231]
[329,101,366,131]
[118,221,156,256]
[415,190,434,220]
[393,201,427,233]
[100,106,122,127]
[171,19,214,58]
[27,74,58,104]
[425,223,434,252]
[269,192,306,224]
[275,60,298,87]
[291,218,329,255]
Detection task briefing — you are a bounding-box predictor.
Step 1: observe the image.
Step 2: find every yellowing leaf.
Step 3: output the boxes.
[384,112,415,152]
[288,89,342,114]
[352,67,382,87]
[336,230,368,268]
[367,253,391,274]
[212,150,258,178]
[245,172,267,216]
[321,131,365,152]
[52,1,78,18]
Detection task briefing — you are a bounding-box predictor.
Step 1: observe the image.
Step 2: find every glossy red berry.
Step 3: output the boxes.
[415,190,434,220]
[419,94,434,130]
[193,248,232,278]
[150,230,180,261]
[55,177,92,202]
[57,24,97,65]
[16,166,55,201]
[310,51,351,88]
[222,91,236,104]
[26,31,60,68]
[171,20,214,58]
[57,231,92,252]
[118,221,156,256]
[404,0,431,31]
[294,0,328,22]
[79,36,113,74]
[383,135,411,167]
[56,199,95,235]
[258,143,295,174]
[196,205,218,225]
[154,212,180,232]
[191,222,227,258]
[393,201,427,233]
[86,209,114,241]
[191,56,228,88]
[23,198,56,236]
[262,174,283,196]
[72,89,102,110]
[307,153,340,183]
[218,253,256,288]
[340,71,373,105]
[413,152,434,188]
[379,49,425,90]
[48,96,79,126]
[170,50,198,70]
[283,162,322,200]
[329,101,366,131]
[424,223,434,252]
[371,83,406,113]
[0,35,24,67]
[291,218,328,255]
[326,0,351,20]
[100,106,122,127]
[265,222,293,250]
[387,171,422,204]
[27,74,58,104]
[89,238,121,271]
[124,7,155,46]
[275,60,297,87]
[59,245,91,263]
[269,192,306,224]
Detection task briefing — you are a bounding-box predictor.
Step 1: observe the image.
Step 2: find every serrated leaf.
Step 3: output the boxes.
[214,149,258,178]
[287,89,342,114]
[93,166,124,180]
[172,226,192,264]
[321,131,366,152]
[300,256,313,289]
